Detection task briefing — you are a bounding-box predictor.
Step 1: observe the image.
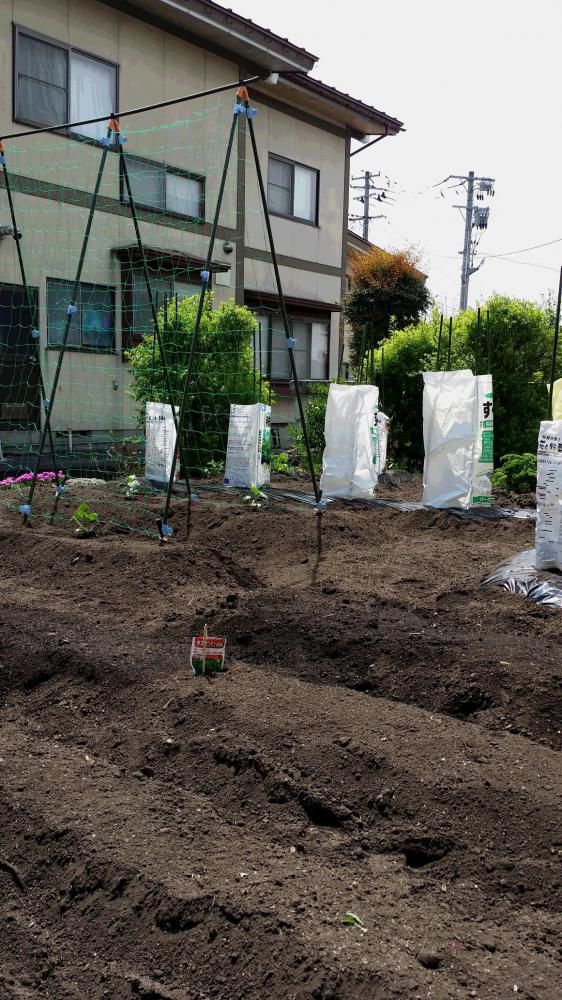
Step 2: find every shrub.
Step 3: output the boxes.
[289,383,330,471]
[491,453,537,494]
[126,293,269,475]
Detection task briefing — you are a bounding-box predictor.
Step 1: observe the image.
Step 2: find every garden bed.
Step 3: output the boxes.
[0,483,560,999]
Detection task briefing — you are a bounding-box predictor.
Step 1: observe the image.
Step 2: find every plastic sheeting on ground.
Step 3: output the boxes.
[481,548,562,608]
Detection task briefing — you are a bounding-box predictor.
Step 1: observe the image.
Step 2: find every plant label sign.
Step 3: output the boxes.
[224,403,271,488]
[145,402,180,482]
[190,635,226,676]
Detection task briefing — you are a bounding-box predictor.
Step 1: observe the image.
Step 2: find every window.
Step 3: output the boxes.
[124,157,205,220]
[256,315,329,381]
[267,155,318,224]
[14,28,117,142]
[47,279,115,350]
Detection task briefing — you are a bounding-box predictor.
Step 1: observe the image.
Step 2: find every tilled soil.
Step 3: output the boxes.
[0,482,560,1000]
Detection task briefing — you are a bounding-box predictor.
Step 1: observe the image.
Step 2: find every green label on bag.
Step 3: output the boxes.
[472,495,492,507]
[480,429,494,464]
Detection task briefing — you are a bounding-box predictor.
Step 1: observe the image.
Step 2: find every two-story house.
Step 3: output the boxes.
[0,0,403,466]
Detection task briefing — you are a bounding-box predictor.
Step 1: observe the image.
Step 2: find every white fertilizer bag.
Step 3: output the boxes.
[471,375,494,508]
[373,411,390,475]
[423,371,477,509]
[224,403,271,488]
[536,420,562,570]
[320,384,379,499]
[145,402,180,482]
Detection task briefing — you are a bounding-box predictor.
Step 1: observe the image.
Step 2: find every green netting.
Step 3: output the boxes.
[0,91,317,537]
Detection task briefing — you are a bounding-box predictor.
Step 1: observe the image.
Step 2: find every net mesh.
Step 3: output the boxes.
[0,94,312,536]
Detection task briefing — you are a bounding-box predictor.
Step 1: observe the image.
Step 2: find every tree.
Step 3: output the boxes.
[127,293,268,474]
[374,296,554,469]
[344,247,431,366]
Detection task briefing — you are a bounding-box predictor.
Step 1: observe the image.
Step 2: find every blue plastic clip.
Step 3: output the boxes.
[314,499,328,514]
[31,328,40,339]
[246,107,257,119]
[286,337,296,349]
[100,136,112,148]
[0,155,5,165]
[118,135,127,145]
[43,398,50,410]
[67,304,78,316]
[55,485,65,496]
[19,504,32,516]
[161,523,173,537]
[201,270,210,283]
[233,104,245,116]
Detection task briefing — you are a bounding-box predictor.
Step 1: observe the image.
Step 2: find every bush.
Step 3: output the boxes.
[374,296,555,469]
[491,453,537,494]
[126,293,269,475]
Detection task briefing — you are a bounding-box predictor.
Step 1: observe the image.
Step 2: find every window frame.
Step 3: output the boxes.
[46,277,116,354]
[267,154,319,227]
[13,24,119,143]
[120,153,206,224]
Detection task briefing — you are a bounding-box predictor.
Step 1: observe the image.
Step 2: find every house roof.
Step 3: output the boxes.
[112,0,402,137]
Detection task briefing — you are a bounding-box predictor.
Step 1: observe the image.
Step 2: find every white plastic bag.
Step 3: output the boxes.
[471,375,494,507]
[373,411,390,475]
[536,420,562,570]
[423,371,477,509]
[320,384,379,499]
[145,402,180,482]
[224,403,271,488]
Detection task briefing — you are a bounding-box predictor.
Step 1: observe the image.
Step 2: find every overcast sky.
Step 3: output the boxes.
[227,0,562,313]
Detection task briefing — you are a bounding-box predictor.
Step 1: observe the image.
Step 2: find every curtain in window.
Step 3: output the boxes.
[47,281,80,347]
[270,322,292,379]
[268,159,292,216]
[310,321,329,379]
[18,35,67,126]
[127,159,165,211]
[291,320,311,378]
[293,166,317,222]
[81,286,114,348]
[70,52,116,141]
[166,174,202,218]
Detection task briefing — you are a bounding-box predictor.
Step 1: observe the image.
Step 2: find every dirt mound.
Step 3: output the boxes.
[0,487,560,998]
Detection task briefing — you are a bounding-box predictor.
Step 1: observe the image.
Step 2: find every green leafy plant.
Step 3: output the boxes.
[374,295,556,469]
[342,912,366,931]
[72,502,99,536]
[126,294,271,476]
[271,451,290,474]
[202,459,225,479]
[289,382,330,471]
[491,453,537,494]
[242,485,267,509]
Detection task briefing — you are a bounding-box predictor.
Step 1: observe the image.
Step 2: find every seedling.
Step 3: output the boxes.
[72,502,99,537]
[342,912,366,931]
[242,486,267,509]
[126,474,140,497]
[272,451,290,475]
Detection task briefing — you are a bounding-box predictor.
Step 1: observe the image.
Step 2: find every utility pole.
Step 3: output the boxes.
[459,171,475,311]
[349,170,396,241]
[441,172,495,310]
[363,170,371,241]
